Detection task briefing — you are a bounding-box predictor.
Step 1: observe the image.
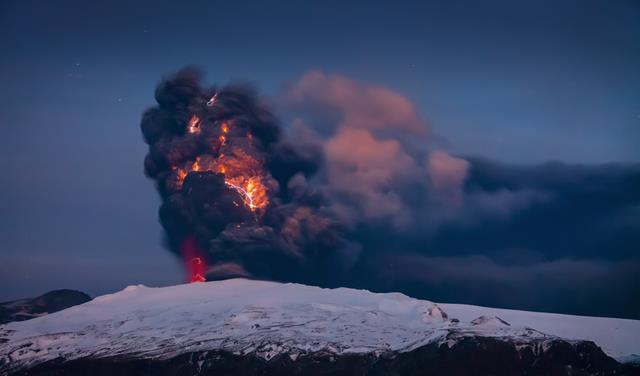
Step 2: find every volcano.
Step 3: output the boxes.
[1,280,639,375]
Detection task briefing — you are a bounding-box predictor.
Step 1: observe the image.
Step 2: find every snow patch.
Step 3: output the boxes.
[1,279,638,371]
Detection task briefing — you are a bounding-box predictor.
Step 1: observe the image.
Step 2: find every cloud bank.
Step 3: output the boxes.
[142,69,640,319]
[280,71,640,318]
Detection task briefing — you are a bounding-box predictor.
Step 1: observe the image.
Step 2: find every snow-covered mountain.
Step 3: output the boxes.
[1,279,638,375]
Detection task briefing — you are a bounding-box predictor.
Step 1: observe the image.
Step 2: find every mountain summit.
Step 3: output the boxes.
[1,279,638,375]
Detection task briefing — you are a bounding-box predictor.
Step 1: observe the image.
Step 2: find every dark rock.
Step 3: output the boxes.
[7,337,638,376]
[0,290,91,324]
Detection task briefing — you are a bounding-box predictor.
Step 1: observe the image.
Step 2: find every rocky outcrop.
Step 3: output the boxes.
[6,337,637,376]
[0,290,91,325]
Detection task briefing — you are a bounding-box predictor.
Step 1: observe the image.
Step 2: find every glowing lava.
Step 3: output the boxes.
[224,178,261,211]
[172,120,269,212]
[190,258,206,283]
[181,236,207,283]
[187,115,201,134]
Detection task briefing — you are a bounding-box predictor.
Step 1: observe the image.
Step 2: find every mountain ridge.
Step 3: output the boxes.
[1,279,638,375]
[0,290,91,325]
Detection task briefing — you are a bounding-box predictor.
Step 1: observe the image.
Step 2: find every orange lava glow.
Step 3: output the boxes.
[181,236,207,283]
[172,120,269,212]
[190,258,206,282]
[187,115,201,134]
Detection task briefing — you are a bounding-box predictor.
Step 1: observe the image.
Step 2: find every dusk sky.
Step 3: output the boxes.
[1,0,638,318]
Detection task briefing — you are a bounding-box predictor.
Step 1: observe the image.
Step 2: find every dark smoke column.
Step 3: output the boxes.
[140,68,347,283]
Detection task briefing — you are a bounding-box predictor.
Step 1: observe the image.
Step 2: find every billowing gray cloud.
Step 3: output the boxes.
[141,69,640,319]
[277,72,640,318]
[365,253,640,319]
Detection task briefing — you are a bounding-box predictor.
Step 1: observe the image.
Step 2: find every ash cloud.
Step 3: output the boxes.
[367,253,640,319]
[282,71,538,232]
[142,68,640,318]
[141,67,352,283]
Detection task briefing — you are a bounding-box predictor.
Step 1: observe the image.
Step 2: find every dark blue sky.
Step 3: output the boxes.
[1,0,638,311]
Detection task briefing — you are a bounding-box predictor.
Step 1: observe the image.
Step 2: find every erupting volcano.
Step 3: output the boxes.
[181,236,207,283]
[141,68,347,283]
[172,119,270,213]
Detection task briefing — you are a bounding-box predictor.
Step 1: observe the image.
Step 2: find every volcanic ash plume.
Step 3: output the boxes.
[141,68,347,283]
